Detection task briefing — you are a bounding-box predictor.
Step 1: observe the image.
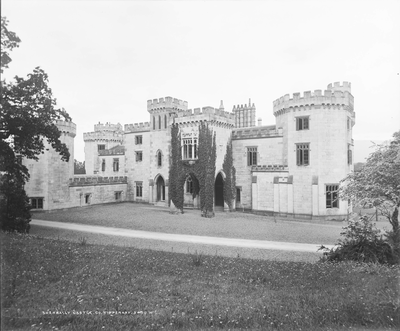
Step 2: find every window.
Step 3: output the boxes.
[296,117,309,131]
[159,115,161,129]
[236,188,241,203]
[101,159,106,172]
[136,181,143,197]
[115,191,122,201]
[135,135,142,145]
[182,138,198,160]
[296,143,310,166]
[31,197,43,209]
[348,145,352,165]
[153,116,155,130]
[164,114,167,129]
[186,177,193,193]
[247,147,257,166]
[157,151,162,167]
[326,184,339,208]
[85,194,91,204]
[347,117,351,130]
[136,151,143,162]
[113,158,119,172]
[98,144,105,151]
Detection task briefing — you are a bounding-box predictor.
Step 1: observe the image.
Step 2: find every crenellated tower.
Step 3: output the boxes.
[83,122,124,175]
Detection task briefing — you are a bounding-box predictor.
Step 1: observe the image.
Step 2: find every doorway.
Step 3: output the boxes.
[214,173,224,207]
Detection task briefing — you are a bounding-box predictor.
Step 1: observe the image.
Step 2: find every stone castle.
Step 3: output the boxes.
[24,82,355,220]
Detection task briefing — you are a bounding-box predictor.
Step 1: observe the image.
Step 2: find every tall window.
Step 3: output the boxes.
[236,188,241,203]
[164,114,167,129]
[98,144,105,151]
[247,147,257,166]
[136,181,143,197]
[153,116,155,130]
[136,151,143,162]
[101,159,106,171]
[296,117,309,131]
[326,184,339,208]
[157,151,162,167]
[347,117,351,130]
[113,158,119,172]
[296,143,310,166]
[183,138,197,160]
[348,145,352,165]
[158,115,161,129]
[135,135,142,145]
[186,177,193,193]
[31,197,43,209]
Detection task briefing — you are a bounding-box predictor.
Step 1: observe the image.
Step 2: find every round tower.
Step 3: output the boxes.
[272,82,355,219]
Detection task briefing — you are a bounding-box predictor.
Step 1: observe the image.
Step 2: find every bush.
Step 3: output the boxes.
[320,216,399,265]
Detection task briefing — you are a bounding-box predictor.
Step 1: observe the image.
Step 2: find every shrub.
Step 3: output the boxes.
[320,216,398,265]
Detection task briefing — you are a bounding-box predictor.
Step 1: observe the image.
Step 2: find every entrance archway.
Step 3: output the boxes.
[156,176,165,201]
[215,172,224,207]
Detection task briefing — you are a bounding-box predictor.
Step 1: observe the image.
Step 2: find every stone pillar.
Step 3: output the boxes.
[312,176,319,216]
[287,175,294,214]
[251,175,258,211]
[149,179,154,204]
[273,176,279,213]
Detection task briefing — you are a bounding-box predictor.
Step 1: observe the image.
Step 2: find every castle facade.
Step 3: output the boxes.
[24,82,355,220]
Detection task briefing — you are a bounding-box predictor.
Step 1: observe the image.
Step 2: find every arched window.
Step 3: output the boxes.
[157,150,162,167]
[153,116,155,130]
[164,114,167,129]
[159,115,161,129]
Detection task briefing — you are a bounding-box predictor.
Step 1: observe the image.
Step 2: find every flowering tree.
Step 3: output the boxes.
[340,131,400,253]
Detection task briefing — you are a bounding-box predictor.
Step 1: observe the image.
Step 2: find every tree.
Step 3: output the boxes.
[1,17,71,231]
[222,137,236,211]
[339,131,400,261]
[74,159,86,174]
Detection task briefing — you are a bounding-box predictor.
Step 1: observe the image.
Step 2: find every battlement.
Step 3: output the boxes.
[233,103,256,111]
[94,122,123,133]
[273,82,354,116]
[56,120,76,138]
[124,122,151,133]
[147,96,188,112]
[69,175,127,186]
[176,107,235,120]
[327,81,351,93]
[232,125,282,140]
[83,131,124,142]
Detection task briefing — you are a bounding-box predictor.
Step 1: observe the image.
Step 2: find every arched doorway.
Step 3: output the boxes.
[156,176,165,201]
[215,172,224,207]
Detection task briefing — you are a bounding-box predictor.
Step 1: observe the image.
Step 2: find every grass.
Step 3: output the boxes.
[2,232,399,331]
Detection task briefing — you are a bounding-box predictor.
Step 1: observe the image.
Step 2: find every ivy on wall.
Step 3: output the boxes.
[168,122,216,217]
[222,137,236,211]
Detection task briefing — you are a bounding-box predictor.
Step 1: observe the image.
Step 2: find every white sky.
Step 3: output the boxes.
[3,0,400,162]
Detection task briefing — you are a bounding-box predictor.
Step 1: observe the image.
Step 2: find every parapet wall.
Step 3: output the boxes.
[124,122,151,133]
[69,176,127,186]
[83,131,124,142]
[176,107,235,121]
[232,125,282,140]
[56,120,76,138]
[273,81,354,116]
[147,96,188,112]
[93,122,123,133]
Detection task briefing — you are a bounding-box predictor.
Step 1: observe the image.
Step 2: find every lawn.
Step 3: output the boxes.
[2,232,399,331]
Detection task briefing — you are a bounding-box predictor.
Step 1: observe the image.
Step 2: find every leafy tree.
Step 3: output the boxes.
[222,138,236,211]
[1,17,71,231]
[338,131,400,262]
[74,159,86,174]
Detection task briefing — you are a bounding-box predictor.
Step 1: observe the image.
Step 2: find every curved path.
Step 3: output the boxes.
[31,219,333,253]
